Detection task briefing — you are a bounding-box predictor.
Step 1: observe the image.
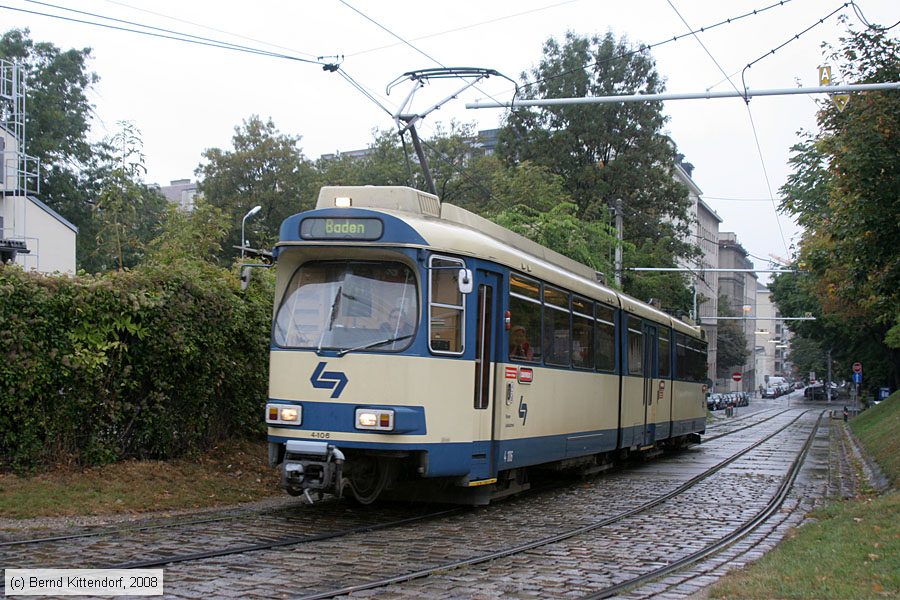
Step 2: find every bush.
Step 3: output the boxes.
[0,261,273,470]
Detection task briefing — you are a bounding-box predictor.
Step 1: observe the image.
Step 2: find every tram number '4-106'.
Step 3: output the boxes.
[311,432,331,439]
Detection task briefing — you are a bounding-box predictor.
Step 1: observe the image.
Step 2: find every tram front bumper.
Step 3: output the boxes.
[281,440,345,497]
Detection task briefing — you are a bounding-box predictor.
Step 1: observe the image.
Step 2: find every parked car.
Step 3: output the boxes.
[707,393,731,411]
[805,385,826,401]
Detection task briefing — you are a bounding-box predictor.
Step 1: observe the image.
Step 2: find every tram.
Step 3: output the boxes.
[265,186,707,504]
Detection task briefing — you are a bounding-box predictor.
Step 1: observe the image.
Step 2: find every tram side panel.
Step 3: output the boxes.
[671,379,706,437]
[494,367,620,471]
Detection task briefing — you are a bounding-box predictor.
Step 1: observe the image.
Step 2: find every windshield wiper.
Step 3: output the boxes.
[318,286,342,353]
[337,334,414,357]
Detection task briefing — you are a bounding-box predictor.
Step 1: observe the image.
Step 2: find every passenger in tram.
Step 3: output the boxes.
[509,325,534,361]
[573,324,592,367]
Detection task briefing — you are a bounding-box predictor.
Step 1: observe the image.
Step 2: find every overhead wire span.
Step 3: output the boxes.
[666,0,743,97]
[850,0,900,31]
[335,1,518,194]
[704,195,783,202]
[346,0,580,58]
[740,2,850,101]
[665,0,791,273]
[4,1,333,67]
[97,0,321,58]
[519,0,796,96]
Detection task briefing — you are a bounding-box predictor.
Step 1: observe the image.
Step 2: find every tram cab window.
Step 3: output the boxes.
[595,304,616,372]
[273,261,417,352]
[429,256,465,354]
[508,275,541,363]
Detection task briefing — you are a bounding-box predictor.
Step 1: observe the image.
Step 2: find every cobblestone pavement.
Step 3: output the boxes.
[2,395,870,599]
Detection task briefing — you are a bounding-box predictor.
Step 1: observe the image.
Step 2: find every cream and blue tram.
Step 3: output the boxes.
[266,186,707,504]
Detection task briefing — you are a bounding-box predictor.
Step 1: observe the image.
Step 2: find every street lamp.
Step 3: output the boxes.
[241,205,262,259]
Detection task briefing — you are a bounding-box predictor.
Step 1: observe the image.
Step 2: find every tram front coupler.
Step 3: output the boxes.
[281,440,345,501]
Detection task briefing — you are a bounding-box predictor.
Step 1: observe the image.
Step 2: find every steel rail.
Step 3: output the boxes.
[702,408,792,442]
[584,410,825,599]
[1,406,801,595]
[0,507,464,593]
[294,410,813,600]
[0,504,305,548]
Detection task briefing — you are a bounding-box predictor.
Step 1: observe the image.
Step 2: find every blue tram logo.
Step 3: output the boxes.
[310,362,349,398]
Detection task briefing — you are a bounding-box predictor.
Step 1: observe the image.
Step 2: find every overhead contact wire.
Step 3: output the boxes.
[2,2,329,67]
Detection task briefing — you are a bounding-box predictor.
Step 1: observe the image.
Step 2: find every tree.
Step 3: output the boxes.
[777,21,900,388]
[497,31,696,308]
[145,198,229,266]
[314,128,410,188]
[716,294,750,378]
[197,116,319,257]
[493,202,621,277]
[0,30,98,225]
[88,122,167,271]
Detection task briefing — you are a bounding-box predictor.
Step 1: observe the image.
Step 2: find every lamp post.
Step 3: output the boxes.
[241,205,262,259]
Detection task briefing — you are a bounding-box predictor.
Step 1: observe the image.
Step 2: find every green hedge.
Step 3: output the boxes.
[0,262,273,470]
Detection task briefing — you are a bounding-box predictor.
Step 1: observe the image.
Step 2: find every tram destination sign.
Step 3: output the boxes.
[300,217,383,241]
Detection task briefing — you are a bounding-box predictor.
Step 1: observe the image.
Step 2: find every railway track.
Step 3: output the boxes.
[288,409,820,599]
[0,501,461,588]
[1,408,819,598]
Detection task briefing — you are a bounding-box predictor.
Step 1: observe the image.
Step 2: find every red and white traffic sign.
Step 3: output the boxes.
[732,372,743,382]
[853,362,862,374]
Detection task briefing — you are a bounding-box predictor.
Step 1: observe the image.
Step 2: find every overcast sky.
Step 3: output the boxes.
[3,0,897,273]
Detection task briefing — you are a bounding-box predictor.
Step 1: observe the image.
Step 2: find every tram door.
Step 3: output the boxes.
[470,270,502,483]
[641,322,659,446]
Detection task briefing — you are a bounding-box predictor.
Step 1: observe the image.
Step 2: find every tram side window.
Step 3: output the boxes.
[595,304,616,372]
[675,333,706,382]
[572,296,594,369]
[429,256,464,354]
[689,339,708,382]
[627,317,643,376]
[508,274,541,363]
[543,286,571,366]
[675,333,688,380]
[658,328,671,378]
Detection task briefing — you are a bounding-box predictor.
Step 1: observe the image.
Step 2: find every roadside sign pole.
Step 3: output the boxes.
[852,362,863,409]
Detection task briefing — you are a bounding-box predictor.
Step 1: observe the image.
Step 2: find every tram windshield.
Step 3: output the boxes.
[273,261,418,353]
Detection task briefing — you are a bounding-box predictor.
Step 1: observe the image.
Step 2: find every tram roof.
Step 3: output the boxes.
[290,186,701,338]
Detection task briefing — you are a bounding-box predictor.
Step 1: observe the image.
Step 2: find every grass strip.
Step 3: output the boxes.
[709,392,899,598]
[0,439,280,519]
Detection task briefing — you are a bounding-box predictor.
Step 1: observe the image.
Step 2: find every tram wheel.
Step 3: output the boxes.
[348,457,392,505]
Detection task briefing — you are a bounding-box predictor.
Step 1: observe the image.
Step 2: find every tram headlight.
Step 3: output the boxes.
[266,403,302,425]
[355,408,394,431]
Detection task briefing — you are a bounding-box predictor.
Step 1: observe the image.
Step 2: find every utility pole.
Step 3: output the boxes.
[826,347,833,403]
[614,198,623,287]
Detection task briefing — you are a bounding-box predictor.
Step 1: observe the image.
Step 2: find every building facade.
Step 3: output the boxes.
[717,232,758,392]
[754,283,793,388]
[1,60,77,274]
[157,178,199,212]
[674,157,721,385]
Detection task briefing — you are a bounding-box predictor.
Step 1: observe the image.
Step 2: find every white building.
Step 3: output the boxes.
[754,283,792,387]
[1,127,77,274]
[157,178,199,212]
